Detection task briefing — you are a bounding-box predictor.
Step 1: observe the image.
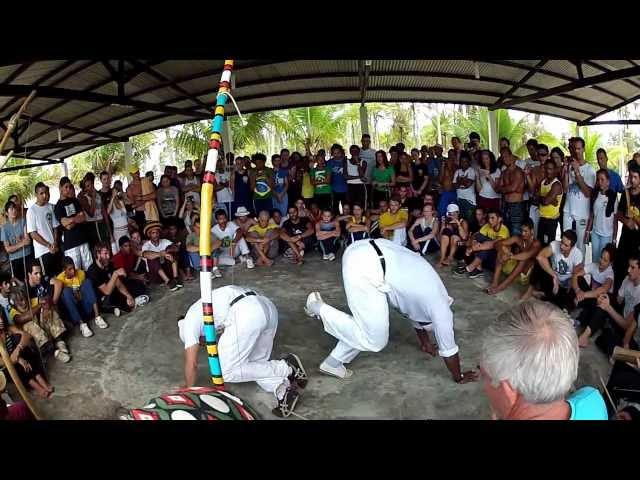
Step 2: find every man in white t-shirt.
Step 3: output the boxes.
[562,137,596,257]
[592,254,640,355]
[523,229,583,307]
[141,221,182,291]
[211,209,253,268]
[452,151,476,221]
[178,285,308,417]
[26,182,61,280]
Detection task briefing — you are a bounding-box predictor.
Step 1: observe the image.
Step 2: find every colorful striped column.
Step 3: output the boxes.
[199,60,234,388]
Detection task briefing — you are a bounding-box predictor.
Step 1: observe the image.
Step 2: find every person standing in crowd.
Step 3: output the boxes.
[271,154,289,217]
[562,137,596,257]
[487,219,541,295]
[360,134,376,207]
[525,144,548,237]
[616,166,640,290]
[126,166,154,230]
[453,151,476,222]
[412,148,429,200]
[108,182,132,252]
[371,150,395,207]
[327,144,348,214]
[2,200,33,281]
[156,175,180,226]
[287,151,304,209]
[536,159,564,245]
[597,148,624,194]
[213,158,233,217]
[437,151,457,219]
[480,299,607,420]
[281,205,315,264]
[55,176,93,271]
[180,160,202,206]
[249,153,275,215]
[475,149,501,212]
[497,147,526,236]
[230,155,252,216]
[522,230,583,308]
[300,156,315,205]
[346,145,367,208]
[311,151,333,211]
[78,173,109,249]
[408,203,439,255]
[394,152,414,190]
[26,183,61,281]
[587,169,618,263]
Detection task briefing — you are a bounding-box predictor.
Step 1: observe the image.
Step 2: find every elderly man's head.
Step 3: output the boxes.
[480,299,578,419]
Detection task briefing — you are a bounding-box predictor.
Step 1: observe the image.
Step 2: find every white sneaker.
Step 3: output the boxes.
[328,253,336,261]
[319,360,353,379]
[55,340,69,354]
[322,254,329,260]
[304,291,324,318]
[95,316,109,329]
[113,308,121,318]
[135,295,150,307]
[246,257,255,269]
[80,322,94,338]
[54,349,71,363]
[212,267,223,278]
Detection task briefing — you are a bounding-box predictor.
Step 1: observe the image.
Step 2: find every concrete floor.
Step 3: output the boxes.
[30,252,612,420]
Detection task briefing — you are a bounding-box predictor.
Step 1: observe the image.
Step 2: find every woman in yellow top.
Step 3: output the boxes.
[378,195,408,246]
[246,211,281,267]
[52,256,107,338]
[301,156,315,202]
[536,159,564,245]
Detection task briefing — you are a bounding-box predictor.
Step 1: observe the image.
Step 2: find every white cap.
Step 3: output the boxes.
[446,203,460,214]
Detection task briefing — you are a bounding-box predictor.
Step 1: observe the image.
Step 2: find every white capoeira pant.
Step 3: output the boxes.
[64,242,93,270]
[179,285,291,396]
[217,238,251,266]
[317,238,459,364]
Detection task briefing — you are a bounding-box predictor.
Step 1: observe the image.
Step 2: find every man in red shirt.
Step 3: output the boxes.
[112,236,149,285]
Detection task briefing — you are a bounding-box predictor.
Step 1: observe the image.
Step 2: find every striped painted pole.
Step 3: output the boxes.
[199,60,234,388]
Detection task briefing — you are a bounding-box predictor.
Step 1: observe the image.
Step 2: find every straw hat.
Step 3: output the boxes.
[143,221,163,237]
[235,206,251,217]
[128,165,140,175]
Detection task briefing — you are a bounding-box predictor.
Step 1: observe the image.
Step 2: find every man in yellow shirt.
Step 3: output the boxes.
[378,195,408,246]
[454,208,510,279]
[246,210,280,266]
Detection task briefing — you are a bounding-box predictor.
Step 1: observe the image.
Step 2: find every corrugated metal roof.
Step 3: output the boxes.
[1,59,639,166]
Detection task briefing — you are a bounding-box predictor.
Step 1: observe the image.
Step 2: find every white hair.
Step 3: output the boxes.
[480,299,579,404]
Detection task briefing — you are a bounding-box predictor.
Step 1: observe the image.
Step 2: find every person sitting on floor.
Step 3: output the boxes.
[187,216,223,278]
[0,369,35,420]
[164,220,191,281]
[408,203,440,255]
[368,199,389,239]
[0,310,53,399]
[591,254,640,356]
[437,203,469,267]
[112,236,149,286]
[480,299,608,420]
[571,243,616,348]
[141,221,183,291]
[8,263,69,363]
[315,209,341,261]
[487,219,541,295]
[211,210,254,270]
[246,210,280,267]
[281,205,315,265]
[87,242,149,317]
[455,209,510,279]
[522,229,583,309]
[344,203,370,247]
[52,256,107,338]
[233,206,257,236]
[378,195,408,246]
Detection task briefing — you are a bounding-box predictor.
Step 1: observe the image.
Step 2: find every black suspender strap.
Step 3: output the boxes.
[369,240,386,276]
[229,291,257,307]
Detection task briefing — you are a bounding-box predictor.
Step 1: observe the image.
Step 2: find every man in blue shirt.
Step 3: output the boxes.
[327,143,348,215]
[480,299,608,420]
[597,148,624,194]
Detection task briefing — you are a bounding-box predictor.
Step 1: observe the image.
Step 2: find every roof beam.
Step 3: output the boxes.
[0,158,64,173]
[0,84,211,119]
[1,63,33,85]
[493,59,549,105]
[3,137,129,156]
[489,65,640,110]
[579,91,640,123]
[25,117,124,140]
[582,60,640,90]
[578,119,640,126]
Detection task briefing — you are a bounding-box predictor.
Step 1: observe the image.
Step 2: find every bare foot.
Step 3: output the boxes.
[442,258,452,266]
[265,258,274,267]
[578,334,590,348]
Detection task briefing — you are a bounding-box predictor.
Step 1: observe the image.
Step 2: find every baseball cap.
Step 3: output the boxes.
[446,204,460,214]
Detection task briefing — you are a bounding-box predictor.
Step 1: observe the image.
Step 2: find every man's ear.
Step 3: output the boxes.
[499,380,519,407]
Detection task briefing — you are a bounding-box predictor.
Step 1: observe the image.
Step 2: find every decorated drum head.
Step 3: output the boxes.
[122,386,260,421]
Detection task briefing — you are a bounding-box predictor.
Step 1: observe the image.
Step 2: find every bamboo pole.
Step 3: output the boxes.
[0,90,37,170]
[198,60,234,389]
[0,342,43,420]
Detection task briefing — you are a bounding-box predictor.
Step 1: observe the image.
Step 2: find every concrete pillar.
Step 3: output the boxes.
[222,118,234,157]
[359,104,369,136]
[62,159,69,178]
[488,109,499,154]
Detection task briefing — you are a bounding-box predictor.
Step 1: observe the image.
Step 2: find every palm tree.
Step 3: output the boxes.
[0,159,57,206]
[271,106,347,154]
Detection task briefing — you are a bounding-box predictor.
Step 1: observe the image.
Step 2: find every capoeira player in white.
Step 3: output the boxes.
[179,285,308,417]
[305,238,478,384]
